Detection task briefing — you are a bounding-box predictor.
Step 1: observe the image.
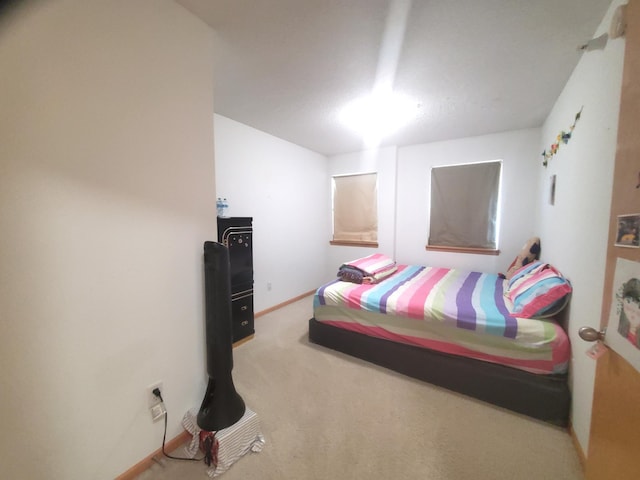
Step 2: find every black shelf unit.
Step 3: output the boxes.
[217,216,254,344]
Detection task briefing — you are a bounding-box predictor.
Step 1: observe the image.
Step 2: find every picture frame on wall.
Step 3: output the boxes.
[607,257,640,373]
[615,213,640,248]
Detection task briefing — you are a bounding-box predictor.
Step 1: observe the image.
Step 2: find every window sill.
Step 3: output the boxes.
[330,240,379,248]
[425,245,500,256]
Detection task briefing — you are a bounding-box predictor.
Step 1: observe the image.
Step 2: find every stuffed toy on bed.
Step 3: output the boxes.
[502,237,541,281]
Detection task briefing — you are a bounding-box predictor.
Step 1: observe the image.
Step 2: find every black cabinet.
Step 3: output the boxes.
[217,216,254,344]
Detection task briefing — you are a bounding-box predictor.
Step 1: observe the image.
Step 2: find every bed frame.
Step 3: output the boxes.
[308,318,570,427]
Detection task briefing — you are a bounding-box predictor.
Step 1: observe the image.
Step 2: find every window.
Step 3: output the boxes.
[331,172,378,247]
[427,160,501,254]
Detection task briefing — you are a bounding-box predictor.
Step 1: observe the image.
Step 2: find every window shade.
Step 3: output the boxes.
[333,173,378,243]
[429,161,501,249]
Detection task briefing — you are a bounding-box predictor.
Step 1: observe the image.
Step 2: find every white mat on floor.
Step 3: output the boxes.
[182,407,265,477]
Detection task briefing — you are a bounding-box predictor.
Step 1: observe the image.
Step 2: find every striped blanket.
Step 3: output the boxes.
[314,264,570,374]
[340,253,396,275]
[338,253,397,284]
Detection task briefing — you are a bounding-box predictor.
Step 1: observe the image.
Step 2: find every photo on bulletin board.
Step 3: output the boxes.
[608,257,640,373]
[615,213,640,248]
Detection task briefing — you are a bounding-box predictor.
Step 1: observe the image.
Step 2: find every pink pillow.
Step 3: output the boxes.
[507,262,572,318]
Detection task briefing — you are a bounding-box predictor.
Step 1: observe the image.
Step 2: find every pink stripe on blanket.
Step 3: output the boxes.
[345,253,395,275]
[405,267,449,319]
[344,283,374,310]
[321,320,558,374]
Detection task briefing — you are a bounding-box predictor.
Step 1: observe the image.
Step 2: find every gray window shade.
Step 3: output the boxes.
[333,173,378,242]
[429,161,501,249]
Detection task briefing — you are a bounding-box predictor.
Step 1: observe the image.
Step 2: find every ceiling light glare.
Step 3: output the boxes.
[339,91,420,147]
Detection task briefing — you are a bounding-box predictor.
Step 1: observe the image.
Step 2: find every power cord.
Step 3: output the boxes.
[152,388,204,462]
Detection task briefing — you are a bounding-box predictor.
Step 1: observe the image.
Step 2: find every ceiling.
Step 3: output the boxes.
[176,0,613,156]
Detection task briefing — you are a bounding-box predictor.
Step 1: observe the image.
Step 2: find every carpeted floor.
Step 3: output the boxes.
[136,295,583,480]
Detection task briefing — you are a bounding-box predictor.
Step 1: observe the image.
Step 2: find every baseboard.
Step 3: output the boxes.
[255,289,315,318]
[568,421,586,471]
[115,429,192,480]
[117,291,315,478]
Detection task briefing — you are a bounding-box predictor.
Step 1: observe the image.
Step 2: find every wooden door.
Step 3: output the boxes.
[585,1,640,478]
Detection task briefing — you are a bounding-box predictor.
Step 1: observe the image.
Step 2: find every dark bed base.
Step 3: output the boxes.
[308,318,570,427]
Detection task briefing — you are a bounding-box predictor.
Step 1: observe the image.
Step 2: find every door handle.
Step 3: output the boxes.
[578,326,606,342]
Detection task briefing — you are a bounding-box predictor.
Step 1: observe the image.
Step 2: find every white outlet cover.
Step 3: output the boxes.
[150,403,166,422]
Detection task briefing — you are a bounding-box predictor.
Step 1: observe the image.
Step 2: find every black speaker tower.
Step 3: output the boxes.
[197,241,246,431]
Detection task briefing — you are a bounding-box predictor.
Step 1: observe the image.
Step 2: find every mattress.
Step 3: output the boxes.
[314,264,570,375]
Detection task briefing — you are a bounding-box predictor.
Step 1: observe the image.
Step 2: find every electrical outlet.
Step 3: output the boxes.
[147,381,163,408]
[267,282,272,291]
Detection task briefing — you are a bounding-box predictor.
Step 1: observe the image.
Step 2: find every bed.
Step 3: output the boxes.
[308,251,572,426]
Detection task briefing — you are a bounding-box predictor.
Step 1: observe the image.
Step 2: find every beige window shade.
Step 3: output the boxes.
[333,173,378,243]
[428,161,501,250]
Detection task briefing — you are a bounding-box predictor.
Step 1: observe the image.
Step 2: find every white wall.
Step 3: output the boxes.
[214,115,330,310]
[0,2,215,479]
[325,129,540,278]
[221,125,541,287]
[536,0,625,455]
[211,0,624,461]
[327,146,398,279]
[396,128,541,273]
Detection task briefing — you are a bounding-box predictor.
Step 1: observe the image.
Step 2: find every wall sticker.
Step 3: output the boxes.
[541,107,583,167]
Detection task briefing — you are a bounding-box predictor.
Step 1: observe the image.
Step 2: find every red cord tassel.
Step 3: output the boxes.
[199,430,219,467]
